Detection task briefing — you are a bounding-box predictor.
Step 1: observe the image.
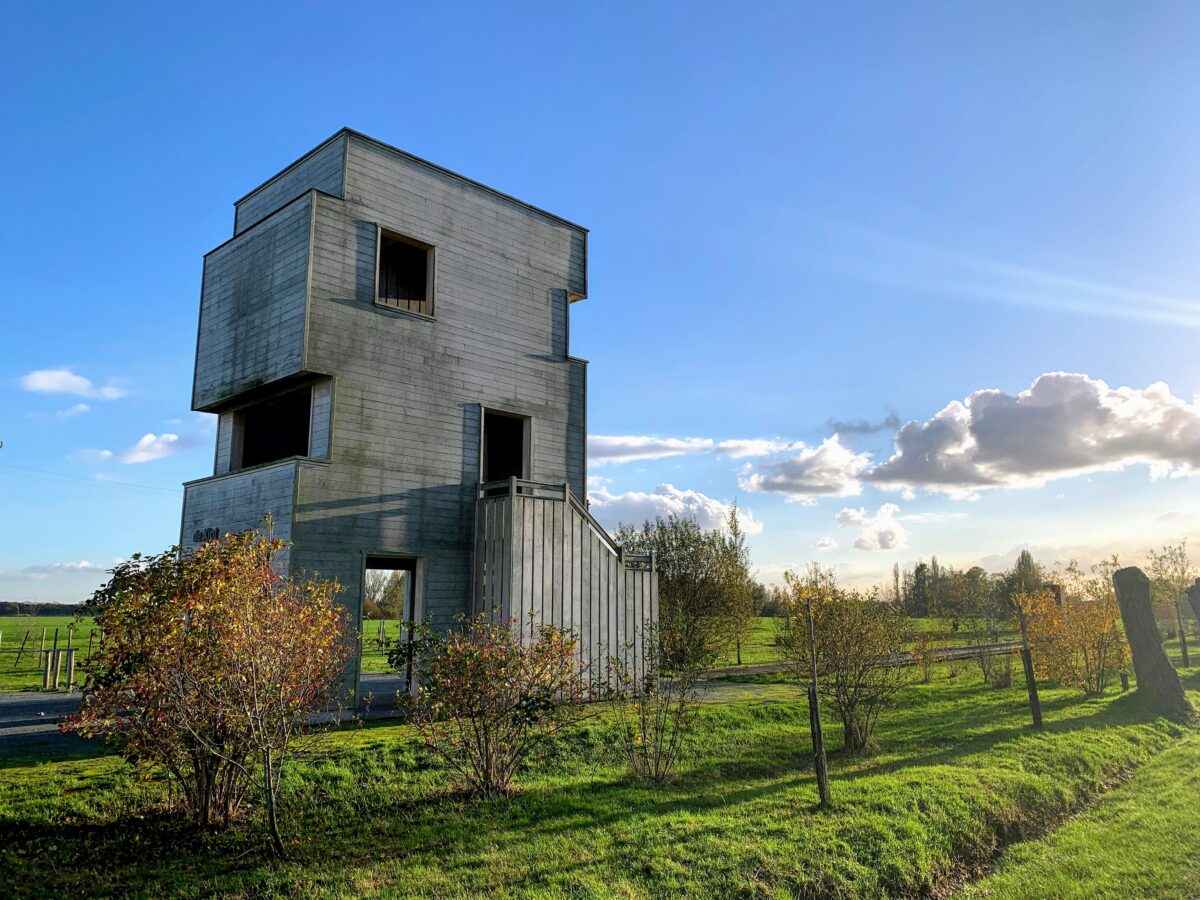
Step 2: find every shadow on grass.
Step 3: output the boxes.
[1,678,1187,898]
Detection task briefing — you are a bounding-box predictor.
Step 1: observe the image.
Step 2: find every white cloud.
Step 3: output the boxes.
[57,403,91,419]
[714,438,799,458]
[868,373,1200,496]
[815,537,838,551]
[23,560,106,575]
[587,483,764,534]
[588,435,799,466]
[588,435,713,466]
[836,503,909,551]
[20,368,126,400]
[120,433,184,464]
[738,436,871,502]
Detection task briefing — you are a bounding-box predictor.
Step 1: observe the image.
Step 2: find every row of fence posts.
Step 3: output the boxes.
[1,623,91,692]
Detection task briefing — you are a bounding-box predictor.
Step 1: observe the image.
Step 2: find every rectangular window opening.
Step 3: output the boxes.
[376,228,432,316]
[236,386,311,470]
[482,409,529,484]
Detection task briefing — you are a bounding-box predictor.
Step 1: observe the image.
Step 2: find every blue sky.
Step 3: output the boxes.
[4,2,1200,602]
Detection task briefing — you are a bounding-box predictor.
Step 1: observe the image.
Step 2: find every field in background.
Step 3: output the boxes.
[0,616,96,692]
[0,615,1055,690]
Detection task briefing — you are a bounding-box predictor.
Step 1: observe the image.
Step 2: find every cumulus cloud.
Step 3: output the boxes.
[20,368,126,400]
[587,483,764,534]
[868,373,1200,496]
[738,436,871,502]
[57,403,91,419]
[836,503,909,551]
[120,433,187,464]
[815,537,838,551]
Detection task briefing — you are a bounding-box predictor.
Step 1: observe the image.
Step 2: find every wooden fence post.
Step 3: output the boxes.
[66,649,76,691]
[12,630,29,670]
[42,650,52,690]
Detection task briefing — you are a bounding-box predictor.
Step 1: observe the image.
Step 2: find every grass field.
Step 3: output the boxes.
[0,616,96,692]
[2,656,1196,897]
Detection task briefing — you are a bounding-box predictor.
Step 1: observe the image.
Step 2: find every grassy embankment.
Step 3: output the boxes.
[960,730,1200,899]
[2,647,1196,897]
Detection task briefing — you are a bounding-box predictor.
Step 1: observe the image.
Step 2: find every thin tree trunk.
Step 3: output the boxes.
[1175,600,1190,667]
[264,751,286,857]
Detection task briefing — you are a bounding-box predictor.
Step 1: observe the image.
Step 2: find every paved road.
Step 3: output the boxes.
[0,674,415,760]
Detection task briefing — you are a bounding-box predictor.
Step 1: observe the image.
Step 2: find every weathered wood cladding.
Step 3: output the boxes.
[234,135,346,236]
[193,193,314,411]
[180,458,314,568]
[286,136,590,634]
[184,129,654,694]
[475,480,657,681]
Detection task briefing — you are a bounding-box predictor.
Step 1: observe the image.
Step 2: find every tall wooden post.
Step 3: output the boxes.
[1019,644,1042,727]
[806,595,831,807]
[1113,567,1193,719]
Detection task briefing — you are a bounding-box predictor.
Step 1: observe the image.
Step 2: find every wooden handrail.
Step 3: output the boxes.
[476,477,646,567]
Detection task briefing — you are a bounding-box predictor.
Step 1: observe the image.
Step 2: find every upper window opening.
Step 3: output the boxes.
[482,409,529,483]
[377,228,432,316]
[237,387,311,470]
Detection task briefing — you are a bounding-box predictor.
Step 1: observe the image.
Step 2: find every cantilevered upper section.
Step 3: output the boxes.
[192,128,589,413]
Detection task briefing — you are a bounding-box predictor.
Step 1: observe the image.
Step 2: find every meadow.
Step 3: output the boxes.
[0,616,96,693]
[2,646,1195,898]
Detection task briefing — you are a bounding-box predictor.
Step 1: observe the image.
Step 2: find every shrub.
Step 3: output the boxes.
[66,527,353,855]
[777,565,907,752]
[609,622,707,784]
[911,632,941,684]
[1022,562,1128,696]
[414,613,591,797]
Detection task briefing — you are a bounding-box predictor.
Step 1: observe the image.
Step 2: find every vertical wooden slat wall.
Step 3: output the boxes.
[474,487,656,680]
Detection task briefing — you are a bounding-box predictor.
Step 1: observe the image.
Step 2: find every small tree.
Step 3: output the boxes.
[67,527,353,855]
[777,567,907,752]
[609,622,707,784]
[911,632,941,684]
[616,516,736,672]
[414,613,591,797]
[719,503,756,666]
[1020,576,1127,697]
[1147,540,1193,666]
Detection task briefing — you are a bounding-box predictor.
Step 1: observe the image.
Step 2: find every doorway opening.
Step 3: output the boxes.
[363,556,418,688]
[482,408,530,484]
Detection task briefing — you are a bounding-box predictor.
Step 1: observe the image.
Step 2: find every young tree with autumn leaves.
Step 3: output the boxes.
[1019,557,1128,696]
[67,526,354,856]
[776,565,907,752]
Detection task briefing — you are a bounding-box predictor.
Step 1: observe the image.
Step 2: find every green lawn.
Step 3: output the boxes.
[960,731,1200,899]
[0,616,96,692]
[2,658,1196,897]
[714,616,1018,668]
